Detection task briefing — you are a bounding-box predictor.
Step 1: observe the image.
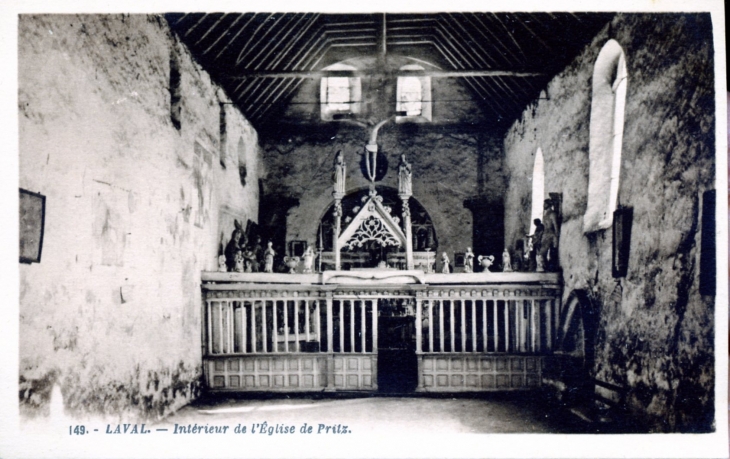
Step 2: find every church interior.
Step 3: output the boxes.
[17,12,718,434]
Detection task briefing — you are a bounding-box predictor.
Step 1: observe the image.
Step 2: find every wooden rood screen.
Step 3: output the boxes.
[201,272,561,393]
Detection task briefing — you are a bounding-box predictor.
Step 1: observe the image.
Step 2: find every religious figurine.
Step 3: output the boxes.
[502,248,512,272]
[243,247,257,273]
[441,252,451,273]
[527,218,544,272]
[264,241,276,273]
[398,153,412,196]
[463,247,475,273]
[302,245,315,273]
[224,220,245,272]
[218,254,227,272]
[333,150,346,194]
[478,255,495,272]
[541,199,559,271]
[536,252,545,272]
[234,250,245,273]
[252,236,263,272]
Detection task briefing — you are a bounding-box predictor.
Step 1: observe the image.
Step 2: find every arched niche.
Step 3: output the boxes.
[584,39,628,233]
[317,186,437,269]
[530,147,545,234]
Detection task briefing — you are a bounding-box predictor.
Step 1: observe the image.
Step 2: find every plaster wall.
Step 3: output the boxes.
[18,14,261,420]
[263,127,505,265]
[262,67,505,265]
[503,13,715,431]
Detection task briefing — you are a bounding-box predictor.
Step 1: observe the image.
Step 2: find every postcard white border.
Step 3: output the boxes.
[0,1,726,458]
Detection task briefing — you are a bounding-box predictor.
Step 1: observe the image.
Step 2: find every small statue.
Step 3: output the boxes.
[224,220,245,272]
[398,153,412,196]
[234,250,245,273]
[243,247,257,273]
[333,150,346,194]
[541,199,559,271]
[464,247,475,273]
[441,252,451,273]
[264,241,276,273]
[302,245,315,273]
[478,255,495,272]
[502,248,512,272]
[251,236,263,272]
[526,218,544,272]
[536,252,545,272]
[218,254,227,272]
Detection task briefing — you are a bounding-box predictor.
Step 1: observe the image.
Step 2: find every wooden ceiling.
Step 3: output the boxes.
[165,13,613,132]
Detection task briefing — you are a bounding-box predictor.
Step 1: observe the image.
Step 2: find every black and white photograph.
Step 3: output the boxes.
[2,1,727,457]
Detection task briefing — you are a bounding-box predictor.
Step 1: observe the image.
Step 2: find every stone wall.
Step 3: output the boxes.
[261,62,506,266]
[502,13,715,431]
[263,126,502,270]
[18,14,261,420]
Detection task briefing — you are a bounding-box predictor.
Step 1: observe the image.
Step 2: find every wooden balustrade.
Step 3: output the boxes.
[415,297,558,354]
[201,271,561,392]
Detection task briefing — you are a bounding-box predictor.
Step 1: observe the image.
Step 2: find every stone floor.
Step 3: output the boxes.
[157,392,582,435]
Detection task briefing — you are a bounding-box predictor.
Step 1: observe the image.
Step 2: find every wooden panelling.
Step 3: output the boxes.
[418,354,543,392]
[332,355,377,390]
[207,354,328,391]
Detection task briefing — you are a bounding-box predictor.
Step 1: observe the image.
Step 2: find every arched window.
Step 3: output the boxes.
[584,39,628,233]
[320,63,361,120]
[530,148,545,234]
[396,65,432,122]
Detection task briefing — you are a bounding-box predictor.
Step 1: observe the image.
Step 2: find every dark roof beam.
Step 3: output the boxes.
[428,32,510,115]
[322,20,375,27]
[244,30,334,117]
[234,13,279,66]
[484,14,528,62]
[456,13,522,68]
[233,13,322,100]
[386,17,437,24]
[183,13,210,37]
[202,14,246,55]
[512,15,554,54]
[424,35,496,109]
[245,14,307,70]
[213,13,258,59]
[438,17,501,69]
[259,14,321,72]
[224,69,543,79]
[193,13,229,47]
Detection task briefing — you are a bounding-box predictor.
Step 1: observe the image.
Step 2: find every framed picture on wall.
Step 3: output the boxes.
[289,240,307,257]
[19,188,46,264]
[612,206,633,278]
[454,252,465,268]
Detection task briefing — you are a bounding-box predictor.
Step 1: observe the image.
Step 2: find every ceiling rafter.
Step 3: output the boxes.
[183,13,209,37]
[202,14,246,55]
[244,14,307,70]
[245,24,334,118]
[237,14,322,105]
[214,13,259,59]
[193,13,228,47]
[165,12,613,130]
[234,13,278,65]
[238,19,327,103]
[455,13,520,68]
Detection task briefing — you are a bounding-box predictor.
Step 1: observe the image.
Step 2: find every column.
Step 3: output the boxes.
[401,196,414,270]
[333,196,343,271]
[325,292,334,391]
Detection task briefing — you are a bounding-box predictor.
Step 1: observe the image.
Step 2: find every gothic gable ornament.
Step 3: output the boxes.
[338,190,406,249]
